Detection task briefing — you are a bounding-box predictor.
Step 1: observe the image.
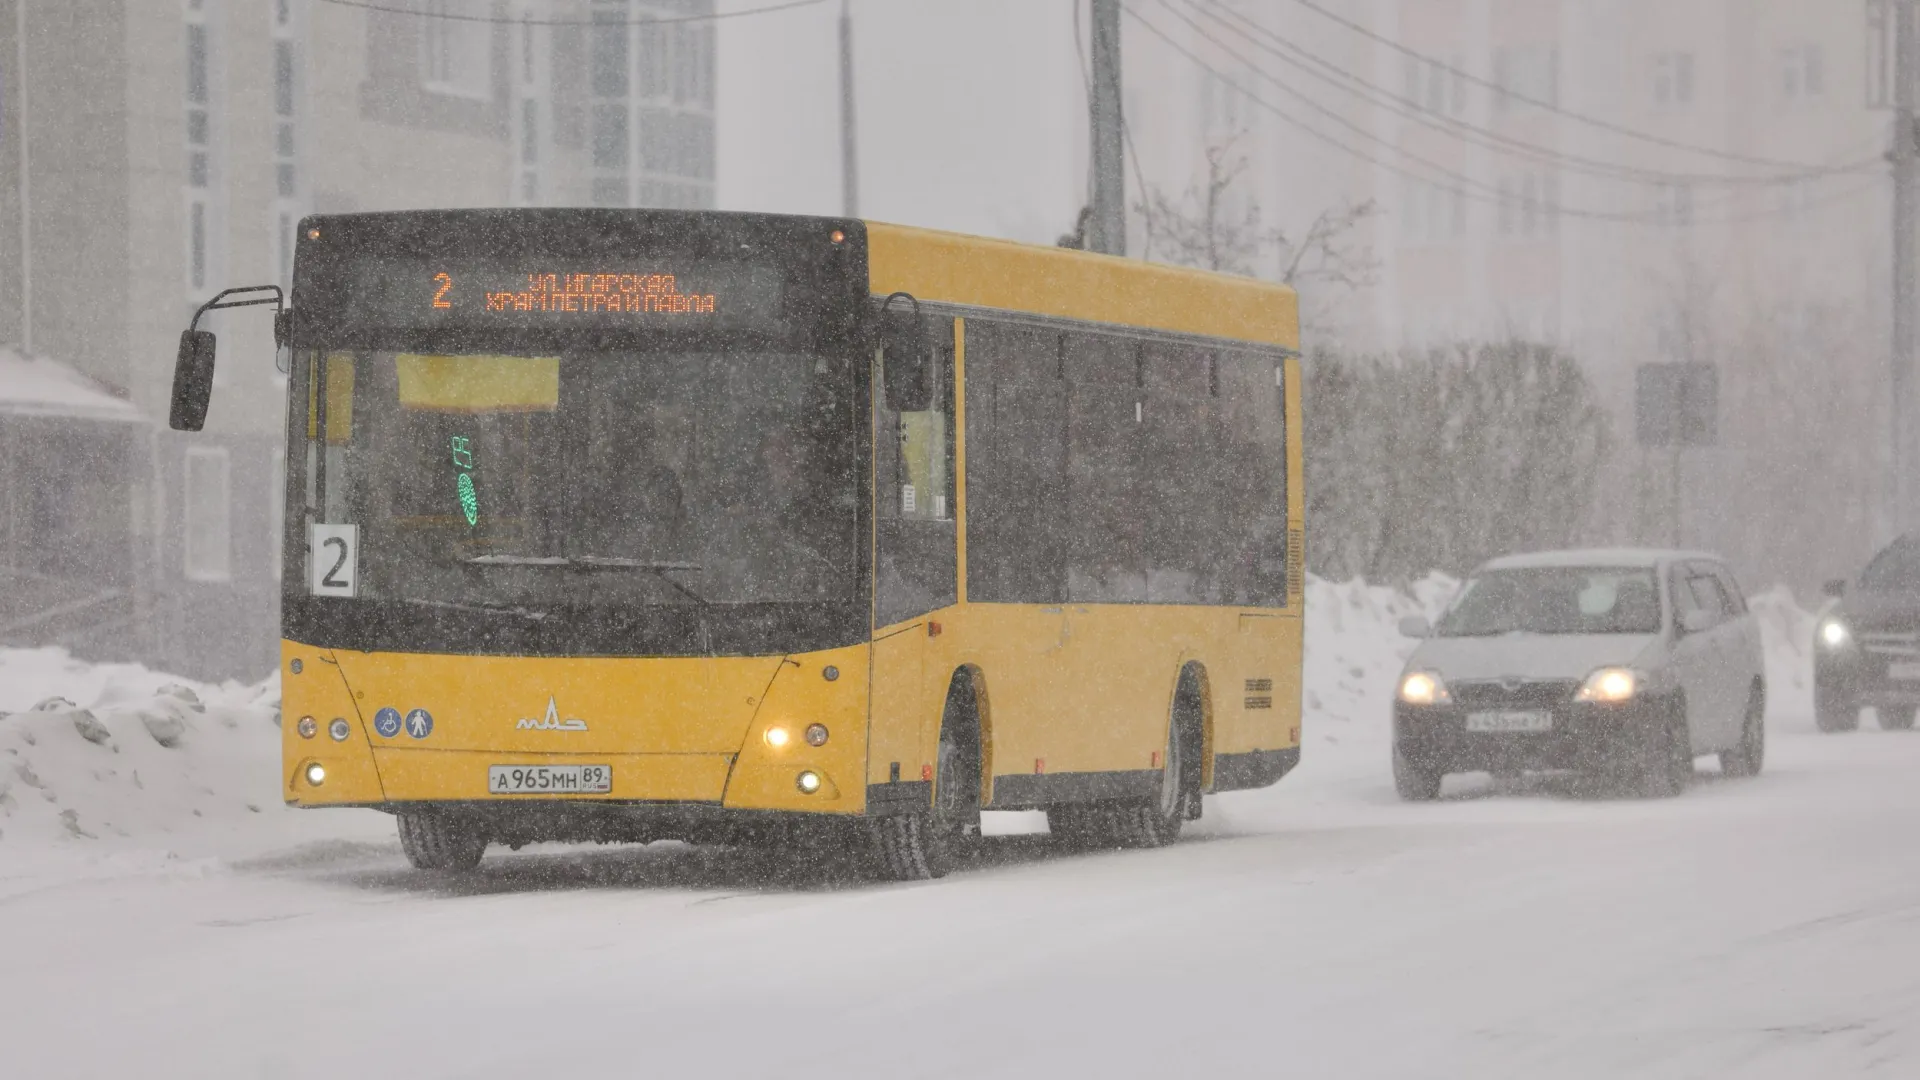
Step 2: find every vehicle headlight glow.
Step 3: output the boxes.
[1819,619,1851,649]
[1399,671,1450,706]
[1576,667,1639,704]
[796,770,822,794]
[303,762,326,787]
[764,726,791,749]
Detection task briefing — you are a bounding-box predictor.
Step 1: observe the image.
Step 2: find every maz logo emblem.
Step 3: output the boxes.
[517,695,588,732]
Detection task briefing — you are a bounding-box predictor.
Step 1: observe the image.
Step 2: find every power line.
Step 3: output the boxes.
[1125,3,1868,228]
[1283,0,1844,174]
[314,0,827,27]
[1186,0,1878,189]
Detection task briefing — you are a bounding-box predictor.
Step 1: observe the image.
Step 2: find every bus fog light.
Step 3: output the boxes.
[796,770,822,794]
[296,716,318,739]
[764,726,791,749]
[328,718,352,742]
[304,763,327,787]
[804,723,829,747]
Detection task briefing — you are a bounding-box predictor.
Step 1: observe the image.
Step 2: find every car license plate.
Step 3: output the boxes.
[487,764,611,795]
[1465,710,1552,733]
[1891,662,1920,681]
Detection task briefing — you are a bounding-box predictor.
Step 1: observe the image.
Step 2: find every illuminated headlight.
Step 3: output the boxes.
[804,723,829,747]
[764,726,791,749]
[796,770,822,794]
[328,718,352,742]
[296,716,318,739]
[1576,667,1640,704]
[304,762,327,787]
[1398,671,1450,706]
[1819,619,1851,649]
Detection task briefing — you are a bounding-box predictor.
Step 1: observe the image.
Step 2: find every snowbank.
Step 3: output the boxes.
[0,577,1822,852]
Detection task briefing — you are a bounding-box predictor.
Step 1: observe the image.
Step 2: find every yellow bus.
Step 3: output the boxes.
[168,209,1305,879]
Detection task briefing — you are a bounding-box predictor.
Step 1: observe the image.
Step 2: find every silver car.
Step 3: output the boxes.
[1392,548,1766,800]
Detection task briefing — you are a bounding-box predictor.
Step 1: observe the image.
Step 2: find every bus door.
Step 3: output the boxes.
[872,321,958,789]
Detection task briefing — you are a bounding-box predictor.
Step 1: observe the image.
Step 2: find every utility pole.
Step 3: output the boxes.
[15,0,30,356]
[1895,0,1918,536]
[1087,0,1125,256]
[838,0,858,218]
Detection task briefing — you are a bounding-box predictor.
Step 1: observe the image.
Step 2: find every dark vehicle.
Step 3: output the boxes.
[1814,534,1920,733]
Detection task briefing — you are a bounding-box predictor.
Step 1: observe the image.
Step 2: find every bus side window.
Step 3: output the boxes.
[876,319,957,628]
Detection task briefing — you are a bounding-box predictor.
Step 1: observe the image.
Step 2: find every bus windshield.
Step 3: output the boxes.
[290,348,860,617]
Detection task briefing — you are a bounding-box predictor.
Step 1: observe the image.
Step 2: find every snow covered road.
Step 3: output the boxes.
[4,720,1918,1079]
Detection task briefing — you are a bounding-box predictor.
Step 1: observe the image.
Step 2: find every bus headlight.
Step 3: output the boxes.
[796,771,822,794]
[1819,619,1851,649]
[1399,671,1450,706]
[1576,667,1639,704]
[764,726,791,749]
[304,762,327,787]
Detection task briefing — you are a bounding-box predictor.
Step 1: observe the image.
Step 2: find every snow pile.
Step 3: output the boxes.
[0,649,283,848]
[0,576,1823,851]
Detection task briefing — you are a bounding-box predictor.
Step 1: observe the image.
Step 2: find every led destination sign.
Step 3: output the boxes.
[338,257,790,334]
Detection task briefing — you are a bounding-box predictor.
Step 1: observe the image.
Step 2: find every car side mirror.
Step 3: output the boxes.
[1397,615,1432,639]
[1823,579,1847,599]
[1679,609,1716,636]
[878,292,931,413]
[169,330,217,431]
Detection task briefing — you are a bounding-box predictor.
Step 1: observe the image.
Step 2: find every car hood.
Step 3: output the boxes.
[1832,592,1920,634]
[1409,633,1661,682]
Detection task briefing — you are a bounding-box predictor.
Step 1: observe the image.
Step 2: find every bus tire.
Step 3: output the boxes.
[870,674,981,881]
[1049,670,1198,849]
[397,811,487,871]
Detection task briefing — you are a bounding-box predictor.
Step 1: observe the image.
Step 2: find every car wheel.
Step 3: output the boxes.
[1635,703,1691,799]
[397,811,487,871]
[1719,684,1765,779]
[1815,688,1860,733]
[1392,744,1443,802]
[1879,706,1917,732]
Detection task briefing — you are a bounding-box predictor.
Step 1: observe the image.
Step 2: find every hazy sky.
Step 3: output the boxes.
[717,0,1087,244]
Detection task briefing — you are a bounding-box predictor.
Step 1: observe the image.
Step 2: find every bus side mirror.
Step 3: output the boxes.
[170,330,217,431]
[880,309,931,413]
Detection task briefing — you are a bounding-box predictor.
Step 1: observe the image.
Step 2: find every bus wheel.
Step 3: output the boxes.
[1049,713,1189,850]
[870,683,979,881]
[397,811,488,871]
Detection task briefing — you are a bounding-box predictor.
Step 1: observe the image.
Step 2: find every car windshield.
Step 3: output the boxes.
[1860,535,1920,593]
[289,348,860,611]
[1434,566,1662,637]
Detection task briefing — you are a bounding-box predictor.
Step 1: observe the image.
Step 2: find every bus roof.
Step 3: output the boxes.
[865,221,1300,351]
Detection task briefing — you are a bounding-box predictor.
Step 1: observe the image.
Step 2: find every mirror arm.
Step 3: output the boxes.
[188,284,286,333]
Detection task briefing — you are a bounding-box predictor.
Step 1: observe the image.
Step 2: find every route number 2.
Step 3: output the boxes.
[433,272,454,309]
[309,523,360,598]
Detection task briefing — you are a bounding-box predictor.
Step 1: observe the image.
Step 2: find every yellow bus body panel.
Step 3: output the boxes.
[281,640,872,814]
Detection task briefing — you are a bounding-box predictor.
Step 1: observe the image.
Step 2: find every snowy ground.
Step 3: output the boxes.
[6,579,1913,1078]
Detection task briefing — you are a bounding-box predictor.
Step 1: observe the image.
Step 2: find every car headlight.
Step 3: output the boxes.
[1819,619,1851,649]
[1399,671,1450,706]
[1576,667,1639,703]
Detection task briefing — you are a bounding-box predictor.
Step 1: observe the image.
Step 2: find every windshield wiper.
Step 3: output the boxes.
[462,554,712,606]
[400,597,550,621]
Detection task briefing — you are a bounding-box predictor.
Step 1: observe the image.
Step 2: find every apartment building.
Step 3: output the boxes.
[0,0,716,679]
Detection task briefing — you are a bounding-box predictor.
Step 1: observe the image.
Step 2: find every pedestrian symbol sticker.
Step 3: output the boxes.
[373,707,403,739]
[405,708,434,739]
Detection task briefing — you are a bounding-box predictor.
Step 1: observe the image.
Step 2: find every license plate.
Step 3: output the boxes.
[1465,710,1552,733]
[1891,662,1920,681]
[487,765,612,795]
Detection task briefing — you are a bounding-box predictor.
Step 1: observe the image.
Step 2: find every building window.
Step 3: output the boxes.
[1780,44,1825,105]
[185,1,220,303]
[268,448,286,579]
[1493,45,1558,113]
[1654,183,1695,227]
[1497,172,1559,238]
[271,1,304,310]
[420,0,492,99]
[1403,53,1468,117]
[1653,51,1695,107]
[184,447,232,582]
